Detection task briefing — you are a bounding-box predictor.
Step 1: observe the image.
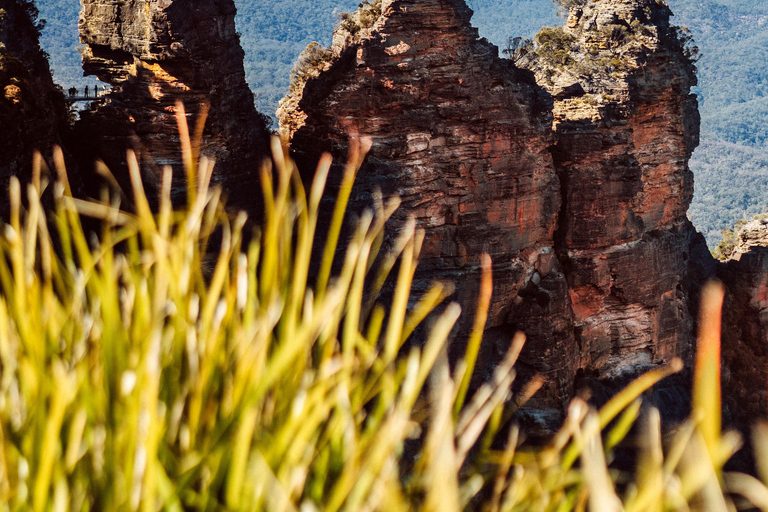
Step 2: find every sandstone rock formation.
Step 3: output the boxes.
[77,0,271,212]
[0,0,70,193]
[521,0,702,383]
[279,0,579,411]
[279,0,704,417]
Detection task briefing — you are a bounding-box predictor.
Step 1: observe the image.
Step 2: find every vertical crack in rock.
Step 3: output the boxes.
[76,0,271,215]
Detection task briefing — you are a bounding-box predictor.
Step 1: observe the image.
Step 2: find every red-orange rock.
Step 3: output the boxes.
[522,0,701,386]
[279,0,705,418]
[279,0,578,410]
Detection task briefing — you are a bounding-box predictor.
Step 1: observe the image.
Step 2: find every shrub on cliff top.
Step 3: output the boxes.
[534,25,578,71]
[339,0,382,35]
[713,220,745,260]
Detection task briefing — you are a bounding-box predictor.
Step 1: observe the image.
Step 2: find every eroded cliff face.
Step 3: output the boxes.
[279,0,704,416]
[520,0,702,383]
[77,0,271,212]
[279,0,579,410]
[0,0,70,193]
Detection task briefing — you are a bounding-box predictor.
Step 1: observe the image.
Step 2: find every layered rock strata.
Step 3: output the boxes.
[77,0,271,212]
[279,0,577,408]
[0,0,70,193]
[280,0,704,415]
[521,0,702,382]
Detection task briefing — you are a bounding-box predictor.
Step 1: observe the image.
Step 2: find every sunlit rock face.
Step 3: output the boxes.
[278,0,581,410]
[280,0,705,419]
[77,0,271,213]
[0,0,70,197]
[520,0,702,387]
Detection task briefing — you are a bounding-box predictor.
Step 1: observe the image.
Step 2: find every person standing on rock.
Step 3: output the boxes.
[85,85,89,98]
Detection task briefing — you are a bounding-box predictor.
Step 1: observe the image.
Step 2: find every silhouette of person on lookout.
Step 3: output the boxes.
[84,86,89,98]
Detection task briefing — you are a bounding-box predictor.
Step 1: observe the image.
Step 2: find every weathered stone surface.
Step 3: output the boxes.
[0,0,70,195]
[77,0,271,212]
[523,0,701,383]
[279,0,576,409]
[279,0,703,416]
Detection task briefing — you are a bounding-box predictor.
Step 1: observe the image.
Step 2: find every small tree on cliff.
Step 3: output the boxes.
[502,36,532,62]
[288,42,332,94]
[552,0,588,17]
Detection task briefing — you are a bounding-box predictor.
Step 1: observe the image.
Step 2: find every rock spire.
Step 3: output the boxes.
[77,0,271,212]
[0,0,70,193]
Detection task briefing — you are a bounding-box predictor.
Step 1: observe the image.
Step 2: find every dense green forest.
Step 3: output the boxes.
[32,0,768,247]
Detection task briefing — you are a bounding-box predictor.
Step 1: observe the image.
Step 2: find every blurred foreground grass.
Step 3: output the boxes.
[1,106,768,510]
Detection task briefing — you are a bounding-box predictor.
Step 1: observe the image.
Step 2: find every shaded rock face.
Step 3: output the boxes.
[280,0,704,416]
[719,220,768,425]
[0,0,70,193]
[279,0,579,408]
[521,0,701,384]
[77,0,271,213]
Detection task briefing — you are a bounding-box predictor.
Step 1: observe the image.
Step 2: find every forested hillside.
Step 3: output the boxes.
[32,0,768,247]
